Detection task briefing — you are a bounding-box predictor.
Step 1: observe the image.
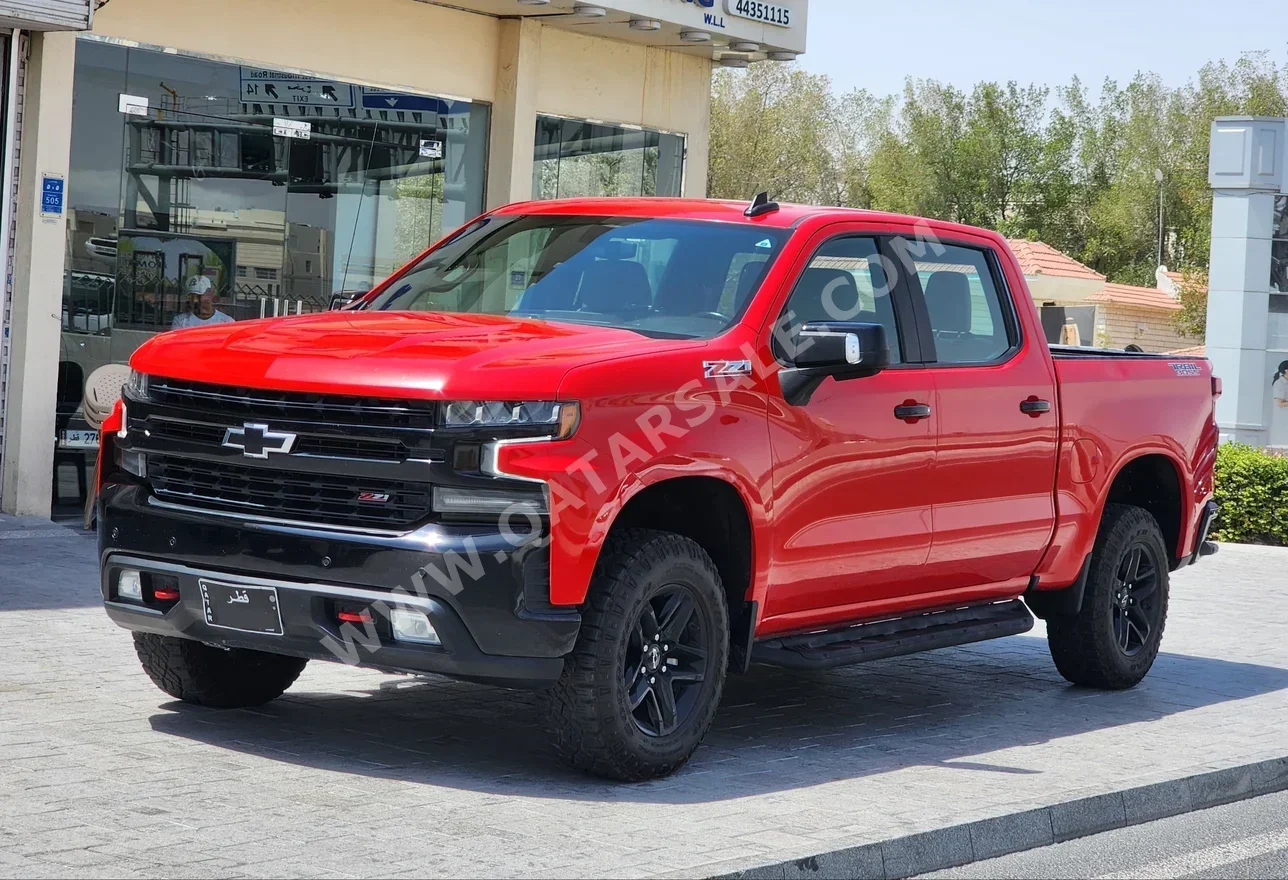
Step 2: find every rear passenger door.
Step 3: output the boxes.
[905,240,1059,593]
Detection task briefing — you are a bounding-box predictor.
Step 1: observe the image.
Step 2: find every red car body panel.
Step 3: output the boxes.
[128,198,1218,642]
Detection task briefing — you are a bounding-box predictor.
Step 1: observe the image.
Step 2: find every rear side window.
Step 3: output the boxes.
[914,245,1012,364]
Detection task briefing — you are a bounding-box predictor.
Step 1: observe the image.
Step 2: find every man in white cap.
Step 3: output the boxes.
[171,275,234,330]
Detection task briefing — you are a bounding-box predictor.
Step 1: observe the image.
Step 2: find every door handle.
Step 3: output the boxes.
[1020,397,1052,416]
[894,403,932,422]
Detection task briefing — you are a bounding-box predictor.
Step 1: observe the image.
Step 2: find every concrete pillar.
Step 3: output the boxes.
[1,31,76,516]
[485,17,541,210]
[1204,117,1285,446]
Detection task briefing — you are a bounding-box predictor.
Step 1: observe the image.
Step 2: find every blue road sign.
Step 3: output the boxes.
[360,89,456,115]
[41,174,64,218]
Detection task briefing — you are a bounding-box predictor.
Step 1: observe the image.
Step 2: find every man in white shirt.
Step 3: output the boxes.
[171,275,234,330]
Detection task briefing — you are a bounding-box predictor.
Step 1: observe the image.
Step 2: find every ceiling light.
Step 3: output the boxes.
[679,30,711,43]
[720,57,749,68]
[516,0,550,5]
[573,4,607,15]
[629,18,661,30]
[729,41,759,52]
[766,51,798,61]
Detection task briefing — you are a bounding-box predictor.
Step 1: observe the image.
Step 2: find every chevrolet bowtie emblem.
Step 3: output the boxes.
[221,422,297,459]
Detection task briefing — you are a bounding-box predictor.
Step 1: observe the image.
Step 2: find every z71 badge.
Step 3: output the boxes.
[703,360,753,379]
[1170,362,1202,377]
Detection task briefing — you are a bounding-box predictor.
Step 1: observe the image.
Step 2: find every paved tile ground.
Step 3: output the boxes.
[2,517,1286,879]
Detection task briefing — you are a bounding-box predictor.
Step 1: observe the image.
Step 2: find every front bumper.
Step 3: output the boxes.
[99,482,580,689]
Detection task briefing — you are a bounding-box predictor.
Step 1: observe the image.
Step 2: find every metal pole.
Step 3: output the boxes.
[1157,185,1164,267]
[1155,168,1165,268]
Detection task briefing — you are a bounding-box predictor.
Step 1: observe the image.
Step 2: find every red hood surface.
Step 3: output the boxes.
[129,311,698,400]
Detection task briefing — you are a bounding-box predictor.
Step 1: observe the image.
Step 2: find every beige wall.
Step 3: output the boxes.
[534,26,711,198]
[93,0,501,103]
[1024,274,1107,305]
[93,0,712,202]
[1099,303,1197,353]
[2,31,77,515]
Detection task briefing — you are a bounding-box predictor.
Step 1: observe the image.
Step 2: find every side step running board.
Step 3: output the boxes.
[751,600,1034,670]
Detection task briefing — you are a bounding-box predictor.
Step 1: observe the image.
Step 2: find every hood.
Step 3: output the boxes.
[129,311,700,400]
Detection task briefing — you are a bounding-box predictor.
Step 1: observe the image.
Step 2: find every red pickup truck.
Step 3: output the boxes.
[98,197,1219,781]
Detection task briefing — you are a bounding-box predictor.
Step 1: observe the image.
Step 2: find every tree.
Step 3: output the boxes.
[708,52,1288,297]
[1173,267,1210,340]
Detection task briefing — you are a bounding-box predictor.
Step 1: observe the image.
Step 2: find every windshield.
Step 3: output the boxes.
[363,215,789,339]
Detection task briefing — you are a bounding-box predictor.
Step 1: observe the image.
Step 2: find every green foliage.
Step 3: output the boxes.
[1172,267,1210,340]
[709,52,1288,286]
[709,64,889,207]
[1212,443,1288,546]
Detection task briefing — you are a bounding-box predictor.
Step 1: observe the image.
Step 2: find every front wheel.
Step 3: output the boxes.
[548,529,729,781]
[133,633,308,708]
[1046,504,1170,689]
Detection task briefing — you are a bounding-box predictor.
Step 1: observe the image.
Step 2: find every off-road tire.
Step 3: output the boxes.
[548,529,729,781]
[1046,503,1170,689]
[133,633,308,708]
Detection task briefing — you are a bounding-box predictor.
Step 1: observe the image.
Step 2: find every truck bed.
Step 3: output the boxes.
[1035,352,1219,588]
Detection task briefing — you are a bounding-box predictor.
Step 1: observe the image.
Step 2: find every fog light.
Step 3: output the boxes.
[117,569,143,601]
[116,448,146,478]
[433,486,546,518]
[390,607,440,646]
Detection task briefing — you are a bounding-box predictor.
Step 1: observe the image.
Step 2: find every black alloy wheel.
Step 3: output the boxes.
[622,585,709,737]
[1111,542,1163,657]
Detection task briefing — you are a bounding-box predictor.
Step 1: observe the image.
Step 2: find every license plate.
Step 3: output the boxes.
[200,580,283,636]
[59,429,99,449]
[726,0,793,27]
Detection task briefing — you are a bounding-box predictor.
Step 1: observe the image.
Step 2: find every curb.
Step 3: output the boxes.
[716,756,1288,880]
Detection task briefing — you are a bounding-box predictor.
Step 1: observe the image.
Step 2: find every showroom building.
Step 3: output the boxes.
[0,0,810,517]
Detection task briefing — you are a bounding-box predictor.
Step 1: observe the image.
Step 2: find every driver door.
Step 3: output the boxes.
[762,232,936,632]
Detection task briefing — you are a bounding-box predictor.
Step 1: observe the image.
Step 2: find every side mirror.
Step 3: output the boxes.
[329,290,367,311]
[780,321,890,406]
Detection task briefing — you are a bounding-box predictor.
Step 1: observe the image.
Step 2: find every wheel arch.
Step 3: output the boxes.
[1102,451,1187,565]
[605,475,758,671]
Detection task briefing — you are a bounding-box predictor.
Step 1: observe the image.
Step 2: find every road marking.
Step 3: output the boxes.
[1097,828,1288,879]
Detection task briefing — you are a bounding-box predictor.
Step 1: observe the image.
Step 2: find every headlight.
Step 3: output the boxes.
[124,370,150,401]
[440,401,579,438]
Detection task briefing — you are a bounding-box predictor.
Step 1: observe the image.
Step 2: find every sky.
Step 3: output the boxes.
[797,0,1287,98]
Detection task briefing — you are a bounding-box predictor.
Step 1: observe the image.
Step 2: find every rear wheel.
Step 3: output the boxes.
[133,633,308,708]
[1046,504,1169,689]
[548,529,729,781]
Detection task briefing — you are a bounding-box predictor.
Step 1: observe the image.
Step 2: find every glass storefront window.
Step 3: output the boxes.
[532,115,684,200]
[55,39,489,514]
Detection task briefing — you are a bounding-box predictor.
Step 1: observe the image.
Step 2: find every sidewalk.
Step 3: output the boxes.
[1,517,1286,879]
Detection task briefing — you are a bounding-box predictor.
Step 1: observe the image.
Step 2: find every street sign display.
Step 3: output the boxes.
[361,89,454,115]
[240,68,355,108]
[41,173,64,220]
[272,118,312,140]
[117,93,148,116]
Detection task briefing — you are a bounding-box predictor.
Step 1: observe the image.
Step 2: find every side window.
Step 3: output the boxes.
[777,236,904,364]
[915,245,1012,364]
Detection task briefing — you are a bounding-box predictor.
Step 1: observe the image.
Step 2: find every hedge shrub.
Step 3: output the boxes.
[1211,443,1288,546]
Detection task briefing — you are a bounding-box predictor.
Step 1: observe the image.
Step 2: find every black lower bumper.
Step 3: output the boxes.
[99,483,580,689]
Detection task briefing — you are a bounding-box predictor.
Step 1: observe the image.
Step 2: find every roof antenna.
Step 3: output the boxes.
[744,191,780,218]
